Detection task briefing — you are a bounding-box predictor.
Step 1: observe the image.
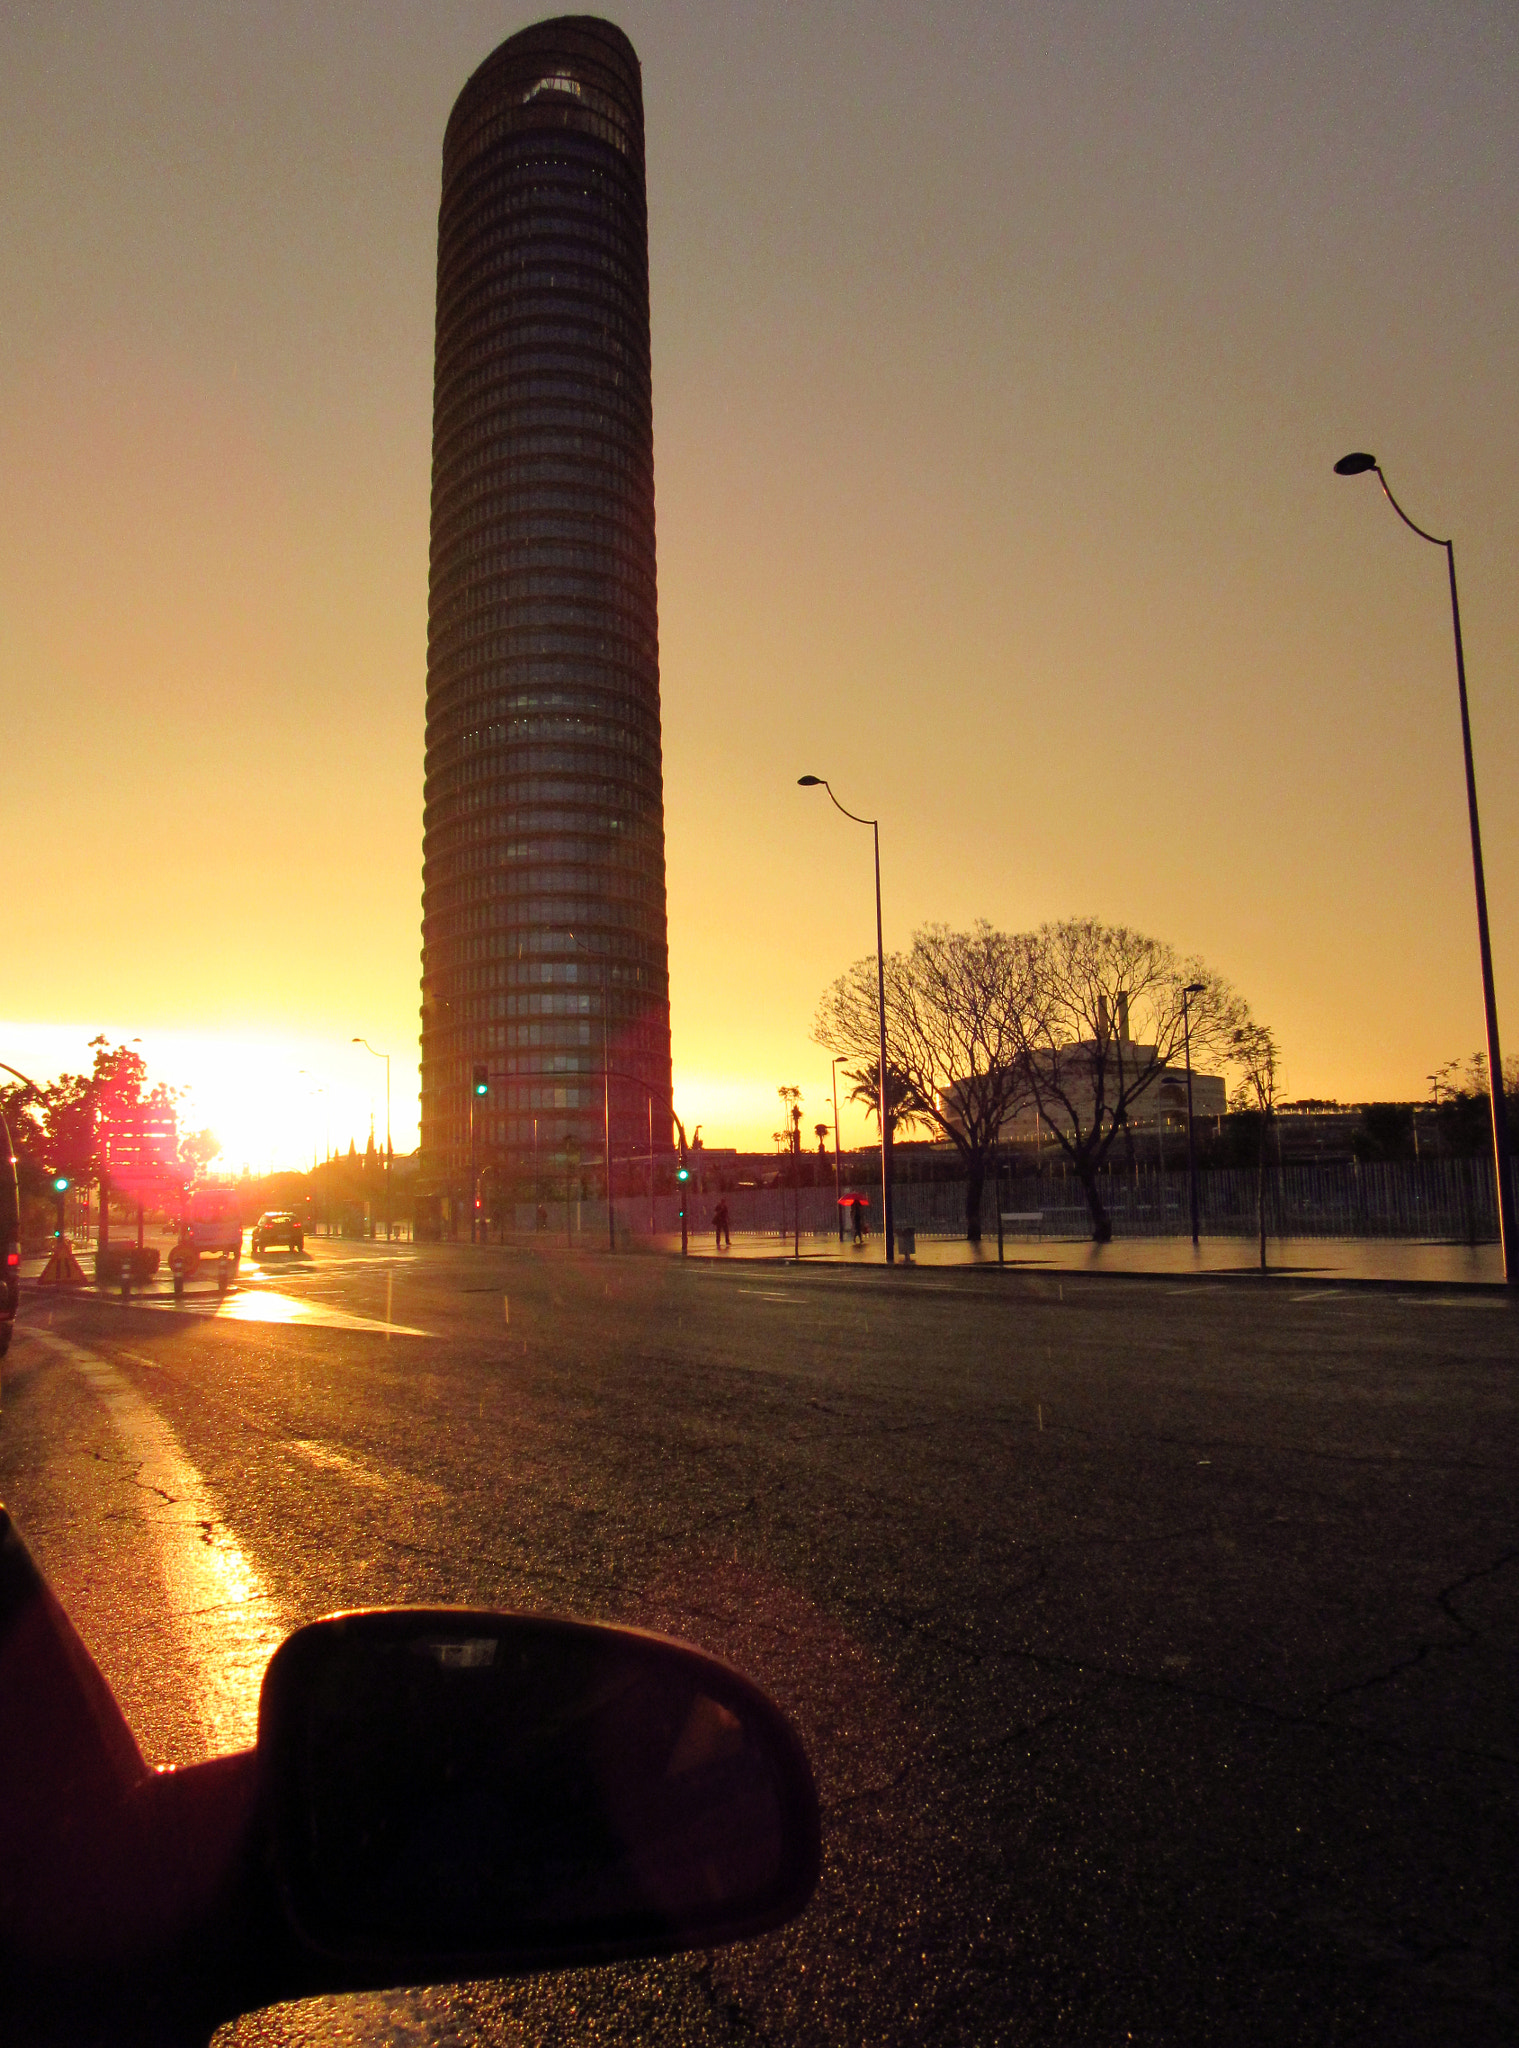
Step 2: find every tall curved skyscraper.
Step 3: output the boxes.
[420,16,672,1210]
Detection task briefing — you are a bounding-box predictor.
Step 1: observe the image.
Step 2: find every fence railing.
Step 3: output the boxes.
[515,1157,1510,1245]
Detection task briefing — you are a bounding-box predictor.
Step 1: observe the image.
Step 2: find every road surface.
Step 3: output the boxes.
[3,1242,1516,2044]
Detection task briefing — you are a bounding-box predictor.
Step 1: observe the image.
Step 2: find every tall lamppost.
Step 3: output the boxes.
[830,1054,845,1243]
[798,777,895,1264]
[1334,452,1516,1283]
[1180,982,1204,1246]
[351,1039,392,1242]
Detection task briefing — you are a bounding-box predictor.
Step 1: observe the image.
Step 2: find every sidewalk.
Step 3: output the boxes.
[26,1232,1505,1291]
[675,1232,1509,1287]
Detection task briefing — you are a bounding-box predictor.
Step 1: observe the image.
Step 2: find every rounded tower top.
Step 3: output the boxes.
[443,16,644,189]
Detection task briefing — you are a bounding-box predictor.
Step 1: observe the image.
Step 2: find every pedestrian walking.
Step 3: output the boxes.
[714,1198,731,1251]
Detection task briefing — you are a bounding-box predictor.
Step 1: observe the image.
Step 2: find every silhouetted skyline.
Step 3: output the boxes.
[3,3,1516,1159]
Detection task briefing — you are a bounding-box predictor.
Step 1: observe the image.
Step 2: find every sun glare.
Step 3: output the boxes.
[0,1023,418,1176]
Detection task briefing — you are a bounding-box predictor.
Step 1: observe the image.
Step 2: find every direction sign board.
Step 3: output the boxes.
[100,1103,180,1199]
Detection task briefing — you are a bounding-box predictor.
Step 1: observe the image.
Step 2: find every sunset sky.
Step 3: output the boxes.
[4,2,1517,1170]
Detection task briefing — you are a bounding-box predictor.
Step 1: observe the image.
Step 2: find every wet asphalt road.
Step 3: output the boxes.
[3,1242,1518,2045]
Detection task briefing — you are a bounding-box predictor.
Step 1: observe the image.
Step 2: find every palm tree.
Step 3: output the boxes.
[843,1062,926,1141]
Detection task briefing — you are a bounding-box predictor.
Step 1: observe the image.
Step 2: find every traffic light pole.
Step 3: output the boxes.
[588,1067,691,1257]
[479,1063,693,1258]
[678,1125,689,1258]
[469,1063,491,1243]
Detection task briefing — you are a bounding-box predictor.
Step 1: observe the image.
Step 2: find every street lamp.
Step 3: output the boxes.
[1334,452,1516,1283]
[830,1054,845,1242]
[351,1039,392,1243]
[1181,982,1205,1246]
[798,777,895,1264]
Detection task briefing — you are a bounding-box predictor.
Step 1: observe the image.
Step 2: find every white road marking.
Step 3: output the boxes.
[27,1329,286,1756]
[1395,1294,1510,1310]
[289,1439,389,1488]
[287,1437,450,1505]
[108,1346,167,1370]
[113,1288,429,1335]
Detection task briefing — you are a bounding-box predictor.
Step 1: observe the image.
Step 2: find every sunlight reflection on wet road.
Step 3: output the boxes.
[114,1287,429,1336]
[25,1328,286,1755]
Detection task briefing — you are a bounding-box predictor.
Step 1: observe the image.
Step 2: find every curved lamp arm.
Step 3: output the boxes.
[1333,452,1447,547]
[796,775,876,830]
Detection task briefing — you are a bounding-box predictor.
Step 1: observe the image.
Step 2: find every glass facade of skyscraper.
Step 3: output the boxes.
[420,18,673,1201]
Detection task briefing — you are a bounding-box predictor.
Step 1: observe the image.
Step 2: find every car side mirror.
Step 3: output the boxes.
[257,1609,821,1974]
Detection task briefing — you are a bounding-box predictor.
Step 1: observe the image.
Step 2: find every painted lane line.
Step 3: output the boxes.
[1394,1294,1510,1310]
[26,1329,286,1757]
[108,1288,429,1335]
[289,1439,389,1488]
[286,1438,449,1505]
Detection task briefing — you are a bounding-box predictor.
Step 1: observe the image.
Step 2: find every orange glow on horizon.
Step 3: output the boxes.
[3,12,1516,1132]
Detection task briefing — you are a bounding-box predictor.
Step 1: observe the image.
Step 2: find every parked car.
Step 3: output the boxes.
[251,1211,304,1256]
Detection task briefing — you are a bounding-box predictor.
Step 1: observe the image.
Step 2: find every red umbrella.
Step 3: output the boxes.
[837,1192,870,1207]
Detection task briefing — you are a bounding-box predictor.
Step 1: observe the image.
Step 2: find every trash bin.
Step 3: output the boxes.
[896,1226,916,1261]
[95,1243,160,1285]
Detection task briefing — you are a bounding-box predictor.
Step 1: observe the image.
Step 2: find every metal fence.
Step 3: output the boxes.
[523,1157,1508,1245]
[989,1157,1504,1243]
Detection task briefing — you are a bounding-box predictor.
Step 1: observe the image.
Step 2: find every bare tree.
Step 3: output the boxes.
[1229,1020,1282,1272]
[1007,919,1240,1242]
[815,923,1029,1241]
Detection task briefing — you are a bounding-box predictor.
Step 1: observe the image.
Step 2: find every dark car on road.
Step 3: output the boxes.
[251,1210,304,1256]
[0,1111,18,1357]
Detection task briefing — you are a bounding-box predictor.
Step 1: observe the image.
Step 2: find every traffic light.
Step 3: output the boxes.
[676,1164,690,1183]
[472,1064,489,1098]
[52,1176,70,1194]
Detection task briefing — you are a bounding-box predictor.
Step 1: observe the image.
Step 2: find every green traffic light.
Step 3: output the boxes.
[676,1167,689,1182]
[53,1177,69,1193]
